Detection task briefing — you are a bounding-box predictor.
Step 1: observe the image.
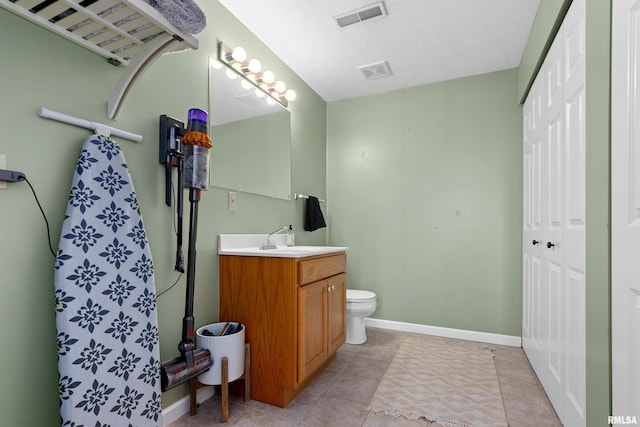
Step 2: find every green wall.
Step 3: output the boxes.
[326,69,523,336]
[584,0,611,424]
[0,2,327,425]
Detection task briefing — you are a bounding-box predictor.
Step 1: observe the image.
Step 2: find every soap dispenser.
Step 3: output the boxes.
[287,225,295,246]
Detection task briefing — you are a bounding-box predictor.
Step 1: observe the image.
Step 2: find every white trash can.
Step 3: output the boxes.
[195,322,245,385]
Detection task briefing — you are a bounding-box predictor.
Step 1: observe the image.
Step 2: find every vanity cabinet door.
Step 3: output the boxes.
[297,279,328,383]
[327,273,346,355]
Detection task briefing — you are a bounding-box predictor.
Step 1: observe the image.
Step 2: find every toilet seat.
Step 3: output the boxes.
[347,289,376,302]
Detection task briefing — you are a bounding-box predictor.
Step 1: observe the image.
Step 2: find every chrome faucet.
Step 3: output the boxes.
[260,226,289,250]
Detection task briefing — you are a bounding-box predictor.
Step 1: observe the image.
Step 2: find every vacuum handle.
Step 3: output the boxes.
[184,188,200,317]
[164,157,172,207]
[175,155,184,273]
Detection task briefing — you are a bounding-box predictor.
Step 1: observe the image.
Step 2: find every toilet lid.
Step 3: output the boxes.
[347,289,376,302]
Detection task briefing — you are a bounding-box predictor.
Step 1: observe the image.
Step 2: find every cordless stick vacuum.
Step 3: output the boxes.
[160,109,214,392]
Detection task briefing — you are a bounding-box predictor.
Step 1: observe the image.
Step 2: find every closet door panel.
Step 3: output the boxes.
[627,289,640,413]
[611,0,640,418]
[523,74,544,357]
[547,260,563,385]
[547,116,563,233]
[530,134,544,355]
[545,34,565,263]
[522,111,533,344]
[531,256,542,351]
[522,1,586,425]
[564,98,586,231]
[565,268,586,420]
[562,1,586,423]
[543,62,564,403]
[564,43,586,263]
[523,252,533,345]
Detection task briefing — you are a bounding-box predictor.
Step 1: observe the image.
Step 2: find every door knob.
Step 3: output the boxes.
[532,240,539,246]
[547,242,555,249]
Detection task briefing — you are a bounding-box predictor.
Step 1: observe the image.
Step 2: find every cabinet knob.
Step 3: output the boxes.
[532,240,539,246]
[331,285,335,291]
[547,241,555,249]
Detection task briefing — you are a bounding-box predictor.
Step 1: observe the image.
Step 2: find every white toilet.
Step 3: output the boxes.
[345,289,377,344]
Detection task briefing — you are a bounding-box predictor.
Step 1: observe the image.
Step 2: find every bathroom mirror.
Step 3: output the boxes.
[208,58,292,200]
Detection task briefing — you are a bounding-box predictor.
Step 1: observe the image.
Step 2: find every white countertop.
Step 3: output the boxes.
[218,234,348,258]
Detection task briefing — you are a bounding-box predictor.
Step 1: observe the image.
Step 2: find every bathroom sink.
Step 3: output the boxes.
[218,245,348,258]
[218,234,348,258]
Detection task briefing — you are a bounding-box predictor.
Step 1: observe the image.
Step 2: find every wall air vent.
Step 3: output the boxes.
[334,1,387,28]
[358,61,393,80]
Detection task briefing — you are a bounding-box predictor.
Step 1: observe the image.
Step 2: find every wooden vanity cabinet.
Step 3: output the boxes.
[297,272,346,383]
[219,252,346,407]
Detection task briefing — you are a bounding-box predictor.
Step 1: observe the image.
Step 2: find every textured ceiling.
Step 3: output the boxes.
[218,0,540,102]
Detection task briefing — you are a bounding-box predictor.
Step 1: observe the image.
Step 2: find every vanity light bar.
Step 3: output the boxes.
[217,41,296,109]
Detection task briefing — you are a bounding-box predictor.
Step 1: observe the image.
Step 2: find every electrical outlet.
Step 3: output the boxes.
[0,154,6,190]
[228,192,237,210]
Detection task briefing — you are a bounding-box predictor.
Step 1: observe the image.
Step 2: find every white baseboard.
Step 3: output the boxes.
[364,318,522,347]
[162,385,215,426]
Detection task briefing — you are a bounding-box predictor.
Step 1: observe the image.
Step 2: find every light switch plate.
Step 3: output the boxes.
[228,191,237,210]
[0,154,6,190]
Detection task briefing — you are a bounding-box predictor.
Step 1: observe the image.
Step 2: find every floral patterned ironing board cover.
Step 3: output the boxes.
[54,135,162,425]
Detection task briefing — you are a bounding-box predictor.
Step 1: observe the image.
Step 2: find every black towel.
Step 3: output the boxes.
[304,196,326,231]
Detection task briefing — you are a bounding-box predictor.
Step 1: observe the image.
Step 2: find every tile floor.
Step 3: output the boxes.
[168,327,562,427]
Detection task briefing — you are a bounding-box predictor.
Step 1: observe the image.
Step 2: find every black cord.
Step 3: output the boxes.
[156,170,182,299]
[156,272,182,298]
[23,173,184,296]
[23,177,56,258]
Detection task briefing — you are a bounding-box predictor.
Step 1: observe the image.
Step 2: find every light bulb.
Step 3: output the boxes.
[240,79,253,90]
[262,70,275,84]
[248,59,262,73]
[210,58,223,69]
[285,89,297,101]
[226,68,237,80]
[255,88,265,98]
[231,46,247,62]
[274,81,286,93]
[266,96,276,105]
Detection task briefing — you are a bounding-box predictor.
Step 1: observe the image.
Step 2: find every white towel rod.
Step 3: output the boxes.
[38,107,143,143]
[294,193,325,203]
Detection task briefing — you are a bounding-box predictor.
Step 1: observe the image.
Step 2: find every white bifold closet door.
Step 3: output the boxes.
[612,0,640,418]
[522,0,586,426]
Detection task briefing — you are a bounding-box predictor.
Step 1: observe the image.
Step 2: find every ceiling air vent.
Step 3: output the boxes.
[236,92,265,107]
[334,2,387,28]
[358,61,393,80]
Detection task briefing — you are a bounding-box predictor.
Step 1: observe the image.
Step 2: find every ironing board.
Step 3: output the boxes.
[54,135,162,425]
